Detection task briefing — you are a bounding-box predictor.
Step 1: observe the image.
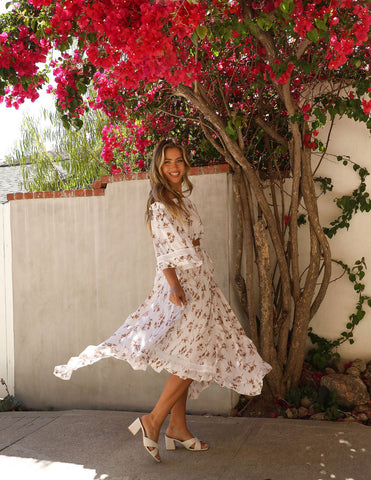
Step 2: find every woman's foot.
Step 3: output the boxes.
[141,414,160,443]
[165,425,208,450]
[133,415,161,462]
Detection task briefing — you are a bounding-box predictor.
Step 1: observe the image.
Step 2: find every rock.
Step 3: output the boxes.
[346,366,361,377]
[310,412,327,421]
[363,361,371,381]
[298,406,309,418]
[353,404,371,419]
[286,408,298,419]
[337,362,345,373]
[317,385,331,405]
[356,413,368,423]
[325,367,336,375]
[320,374,370,408]
[352,359,367,372]
[300,368,317,388]
[300,396,312,409]
[343,416,356,422]
[346,359,367,377]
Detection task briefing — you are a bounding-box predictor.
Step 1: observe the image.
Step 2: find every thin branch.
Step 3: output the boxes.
[296,39,310,60]
[255,117,288,147]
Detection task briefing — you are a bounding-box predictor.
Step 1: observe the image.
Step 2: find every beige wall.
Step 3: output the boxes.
[9,172,238,413]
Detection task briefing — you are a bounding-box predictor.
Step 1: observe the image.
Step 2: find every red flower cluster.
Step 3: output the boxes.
[0,0,369,174]
[101,122,151,174]
[0,22,50,108]
[361,98,371,115]
[303,133,317,150]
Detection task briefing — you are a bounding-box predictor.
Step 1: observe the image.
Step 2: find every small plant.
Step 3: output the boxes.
[306,331,340,372]
[0,378,24,412]
[307,257,371,372]
[314,385,342,421]
[287,383,317,409]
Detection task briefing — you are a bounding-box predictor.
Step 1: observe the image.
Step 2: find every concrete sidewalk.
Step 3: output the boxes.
[0,410,370,480]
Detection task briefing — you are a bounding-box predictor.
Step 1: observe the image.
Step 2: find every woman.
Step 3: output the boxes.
[54,139,271,463]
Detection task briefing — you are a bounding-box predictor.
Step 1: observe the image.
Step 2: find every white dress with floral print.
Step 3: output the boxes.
[54,198,271,398]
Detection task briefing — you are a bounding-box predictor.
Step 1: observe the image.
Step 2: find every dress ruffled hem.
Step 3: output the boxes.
[53,342,271,400]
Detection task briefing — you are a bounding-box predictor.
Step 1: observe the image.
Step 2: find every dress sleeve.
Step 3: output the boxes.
[150,202,203,271]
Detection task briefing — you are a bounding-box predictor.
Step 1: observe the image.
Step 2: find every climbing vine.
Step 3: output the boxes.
[307,153,371,369]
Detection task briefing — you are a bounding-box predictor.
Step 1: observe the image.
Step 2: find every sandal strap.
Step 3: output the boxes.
[143,436,158,449]
[143,437,159,459]
[182,437,201,450]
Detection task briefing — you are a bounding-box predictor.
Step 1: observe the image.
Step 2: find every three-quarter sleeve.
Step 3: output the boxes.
[150,202,203,271]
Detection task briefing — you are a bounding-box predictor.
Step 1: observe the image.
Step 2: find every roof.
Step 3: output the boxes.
[0,164,26,204]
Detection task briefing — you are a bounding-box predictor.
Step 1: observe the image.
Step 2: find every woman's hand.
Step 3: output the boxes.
[169,284,186,306]
[163,267,186,306]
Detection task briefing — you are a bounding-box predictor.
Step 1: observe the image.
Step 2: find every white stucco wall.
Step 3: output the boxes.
[0,202,14,396]
[9,172,238,413]
[308,117,371,360]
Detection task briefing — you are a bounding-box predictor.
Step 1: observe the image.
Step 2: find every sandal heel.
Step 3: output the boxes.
[165,435,176,451]
[128,417,141,436]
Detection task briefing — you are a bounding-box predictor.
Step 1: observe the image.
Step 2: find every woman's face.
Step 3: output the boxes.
[161,147,186,192]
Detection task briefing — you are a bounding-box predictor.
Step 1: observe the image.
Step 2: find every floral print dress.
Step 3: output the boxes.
[54,198,271,399]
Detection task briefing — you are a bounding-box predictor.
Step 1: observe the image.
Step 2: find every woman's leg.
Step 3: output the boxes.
[166,387,189,438]
[166,387,208,450]
[141,374,192,444]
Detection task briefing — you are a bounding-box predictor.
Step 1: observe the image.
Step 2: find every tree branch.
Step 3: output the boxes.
[255,117,288,147]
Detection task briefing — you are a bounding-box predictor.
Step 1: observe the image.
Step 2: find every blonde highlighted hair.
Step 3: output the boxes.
[146,139,193,230]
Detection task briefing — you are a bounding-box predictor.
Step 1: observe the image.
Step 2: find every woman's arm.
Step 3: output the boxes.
[163,268,187,306]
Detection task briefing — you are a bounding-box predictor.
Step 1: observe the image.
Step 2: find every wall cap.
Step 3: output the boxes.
[6,164,232,202]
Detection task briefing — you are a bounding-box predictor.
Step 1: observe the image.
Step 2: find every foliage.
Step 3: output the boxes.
[1,0,370,398]
[307,257,371,371]
[6,105,110,191]
[287,383,317,408]
[0,378,24,412]
[314,385,342,421]
[323,158,371,239]
[286,374,342,421]
[306,331,341,371]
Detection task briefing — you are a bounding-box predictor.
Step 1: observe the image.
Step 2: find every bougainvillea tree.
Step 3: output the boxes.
[1,0,370,397]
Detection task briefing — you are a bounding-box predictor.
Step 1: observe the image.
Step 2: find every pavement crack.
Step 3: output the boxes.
[0,414,60,453]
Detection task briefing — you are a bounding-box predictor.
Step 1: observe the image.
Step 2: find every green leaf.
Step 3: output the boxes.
[190,31,198,45]
[307,28,319,43]
[313,107,326,125]
[353,59,361,68]
[279,0,295,16]
[297,213,307,226]
[86,32,97,43]
[314,18,328,31]
[257,14,273,31]
[196,25,208,40]
[226,120,238,140]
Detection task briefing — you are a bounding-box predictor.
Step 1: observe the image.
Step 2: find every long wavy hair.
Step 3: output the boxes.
[146,139,193,230]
